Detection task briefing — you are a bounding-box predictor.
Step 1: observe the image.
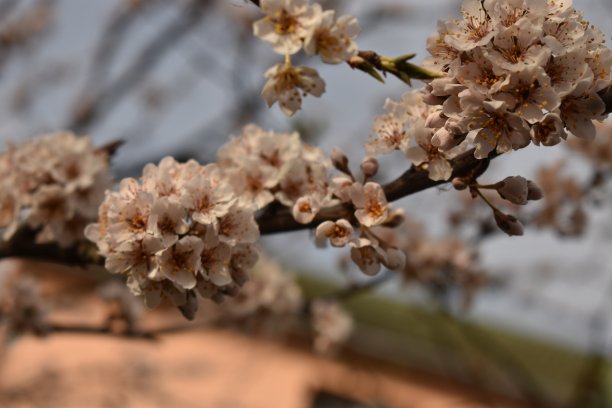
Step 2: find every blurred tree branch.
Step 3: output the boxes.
[68,0,209,133]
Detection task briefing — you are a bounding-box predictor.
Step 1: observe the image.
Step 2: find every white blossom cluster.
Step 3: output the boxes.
[217,124,336,223]
[317,155,407,276]
[419,0,612,159]
[253,0,359,116]
[0,132,111,247]
[85,157,260,309]
[218,125,406,276]
[366,88,466,181]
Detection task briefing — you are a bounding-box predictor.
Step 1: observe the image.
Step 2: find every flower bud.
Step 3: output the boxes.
[423,92,445,105]
[425,110,446,129]
[493,210,524,236]
[382,248,406,270]
[452,177,468,190]
[178,290,199,321]
[527,181,543,201]
[331,147,350,174]
[360,156,379,178]
[431,127,456,150]
[495,176,528,205]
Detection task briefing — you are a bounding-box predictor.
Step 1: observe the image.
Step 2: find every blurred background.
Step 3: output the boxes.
[1,0,612,407]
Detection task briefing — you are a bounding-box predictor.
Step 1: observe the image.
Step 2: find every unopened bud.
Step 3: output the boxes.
[422,92,445,105]
[331,147,350,174]
[495,176,528,205]
[493,210,524,236]
[431,127,455,150]
[360,156,379,178]
[526,181,543,201]
[382,248,406,270]
[425,110,446,129]
[178,290,199,321]
[452,177,468,190]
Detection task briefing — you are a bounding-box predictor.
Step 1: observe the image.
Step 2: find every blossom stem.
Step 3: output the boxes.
[474,188,498,212]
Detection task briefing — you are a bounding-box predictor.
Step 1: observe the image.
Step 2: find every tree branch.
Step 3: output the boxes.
[67,0,208,133]
[257,148,491,234]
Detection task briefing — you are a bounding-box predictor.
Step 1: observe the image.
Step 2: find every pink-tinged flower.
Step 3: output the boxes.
[385,89,435,122]
[531,113,566,146]
[253,0,321,55]
[315,219,353,247]
[493,65,560,124]
[483,19,550,73]
[559,79,606,139]
[261,63,325,116]
[349,182,389,227]
[152,236,204,290]
[365,113,409,155]
[405,125,453,182]
[292,195,320,224]
[200,242,233,287]
[544,48,592,97]
[141,156,183,199]
[423,23,460,72]
[545,0,574,16]
[226,166,276,210]
[105,236,164,280]
[304,6,359,64]
[276,159,329,206]
[106,190,154,243]
[349,238,386,276]
[217,204,260,245]
[455,48,505,96]
[542,15,586,56]
[587,47,612,93]
[484,0,548,28]
[462,98,531,159]
[444,0,497,51]
[147,196,189,248]
[180,173,234,226]
[26,185,72,230]
[330,174,353,203]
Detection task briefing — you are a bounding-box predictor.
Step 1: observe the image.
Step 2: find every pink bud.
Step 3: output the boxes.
[360,156,379,178]
[331,147,350,174]
[425,110,447,129]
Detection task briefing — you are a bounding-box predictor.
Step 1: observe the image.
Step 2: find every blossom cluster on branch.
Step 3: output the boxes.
[85,157,260,312]
[1,0,612,325]
[0,132,111,247]
[253,0,359,116]
[418,0,611,159]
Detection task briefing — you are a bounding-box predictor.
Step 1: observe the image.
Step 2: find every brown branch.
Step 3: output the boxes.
[45,318,231,340]
[2,86,612,267]
[257,148,491,234]
[68,0,208,133]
